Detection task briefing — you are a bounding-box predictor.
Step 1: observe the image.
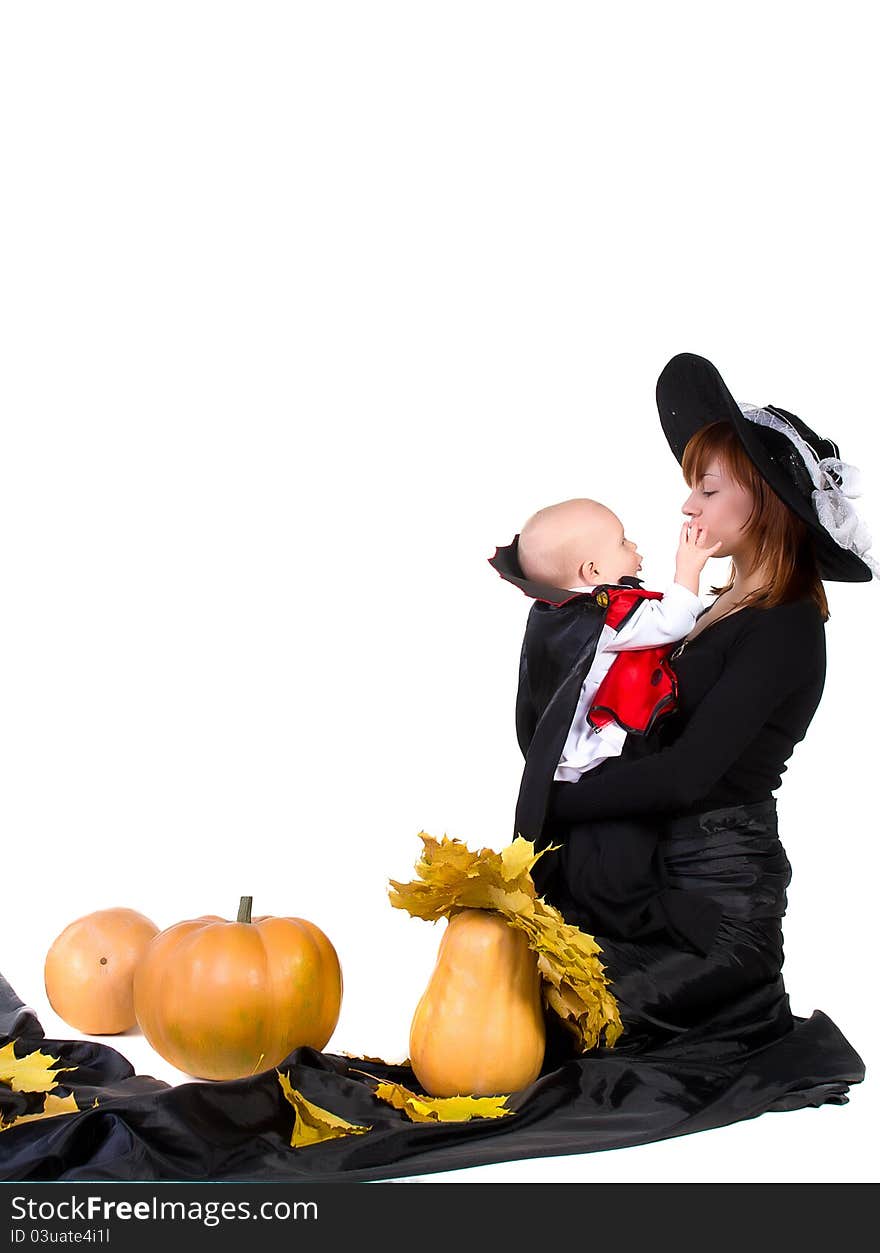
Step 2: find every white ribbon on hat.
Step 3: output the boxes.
[738,402,880,580]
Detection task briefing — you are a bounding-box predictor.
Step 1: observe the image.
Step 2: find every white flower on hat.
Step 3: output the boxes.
[738,402,880,581]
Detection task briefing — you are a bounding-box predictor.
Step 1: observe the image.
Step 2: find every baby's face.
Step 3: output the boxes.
[578,509,643,585]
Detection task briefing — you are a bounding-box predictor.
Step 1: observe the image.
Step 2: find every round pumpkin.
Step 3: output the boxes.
[132,896,343,1080]
[44,907,160,1034]
[409,908,546,1097]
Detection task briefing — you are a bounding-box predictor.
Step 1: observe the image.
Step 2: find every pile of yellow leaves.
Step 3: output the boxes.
[388,833,623,1052]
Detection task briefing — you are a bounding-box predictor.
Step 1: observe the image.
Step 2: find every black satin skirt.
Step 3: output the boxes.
[0,801,866,1182]
[543,798,802,1062]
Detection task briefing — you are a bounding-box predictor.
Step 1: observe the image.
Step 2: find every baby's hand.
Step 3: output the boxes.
[675,521,723,592]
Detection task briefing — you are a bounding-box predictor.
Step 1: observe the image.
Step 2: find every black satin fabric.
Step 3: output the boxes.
[0,802,865,1182]
[545,800,802,1058]
[536,813,724,958]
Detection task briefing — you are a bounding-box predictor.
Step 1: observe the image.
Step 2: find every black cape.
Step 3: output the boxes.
[487,534,618,844]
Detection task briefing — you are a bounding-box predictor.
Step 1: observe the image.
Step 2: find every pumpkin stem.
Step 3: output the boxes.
[237,896,253,924]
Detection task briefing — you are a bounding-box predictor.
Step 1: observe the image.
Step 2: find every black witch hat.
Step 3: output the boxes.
[656,353,878,583]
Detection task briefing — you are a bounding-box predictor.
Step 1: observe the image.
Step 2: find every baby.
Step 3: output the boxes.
[494,497,723,954]
[517,498,720,781]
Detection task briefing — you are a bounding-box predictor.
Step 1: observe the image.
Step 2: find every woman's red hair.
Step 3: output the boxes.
[681,420,830,621]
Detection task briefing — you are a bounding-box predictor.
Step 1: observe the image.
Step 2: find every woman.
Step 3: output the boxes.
[539,352,878,1080]
[0,354,870,1183]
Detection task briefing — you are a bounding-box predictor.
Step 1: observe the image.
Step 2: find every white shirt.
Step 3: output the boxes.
[554,580,703,783]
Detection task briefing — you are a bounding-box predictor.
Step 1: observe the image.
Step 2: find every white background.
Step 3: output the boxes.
[1,1,878,1183]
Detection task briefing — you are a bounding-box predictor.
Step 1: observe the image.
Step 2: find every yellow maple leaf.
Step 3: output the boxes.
[277,1070,372,1148]
[388,831,623,1052]
[0,1041,76,1094]
[368,1077,514,1123]
[485,884,534,914]
[0,1091,81,1133]
[500,836,545,882]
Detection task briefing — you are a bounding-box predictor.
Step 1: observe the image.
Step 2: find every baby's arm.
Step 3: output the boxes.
[606,522,722,651]
[604,583,702,651]
[673,521,723,595]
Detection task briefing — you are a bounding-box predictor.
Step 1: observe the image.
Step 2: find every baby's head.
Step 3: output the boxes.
[517,498,642,589]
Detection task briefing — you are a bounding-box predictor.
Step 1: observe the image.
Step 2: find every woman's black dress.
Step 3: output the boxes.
[540,596,861,1063]
[0,599,865,1181]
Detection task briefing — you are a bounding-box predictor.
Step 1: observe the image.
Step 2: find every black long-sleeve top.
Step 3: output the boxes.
[547,597,827,824]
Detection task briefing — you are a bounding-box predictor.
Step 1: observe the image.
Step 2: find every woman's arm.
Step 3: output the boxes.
[548,604,822,822]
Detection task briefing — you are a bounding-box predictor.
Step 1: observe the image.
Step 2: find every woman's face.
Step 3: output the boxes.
[681,456,756,558]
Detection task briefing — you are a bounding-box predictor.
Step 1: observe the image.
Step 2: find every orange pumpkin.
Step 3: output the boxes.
[44,907,160,1034]
[132,896,342,1079]
[409,909,546,1096]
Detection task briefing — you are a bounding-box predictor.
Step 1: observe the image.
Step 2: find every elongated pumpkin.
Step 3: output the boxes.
[133,896,342,1080]
[409,909,546,1096]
